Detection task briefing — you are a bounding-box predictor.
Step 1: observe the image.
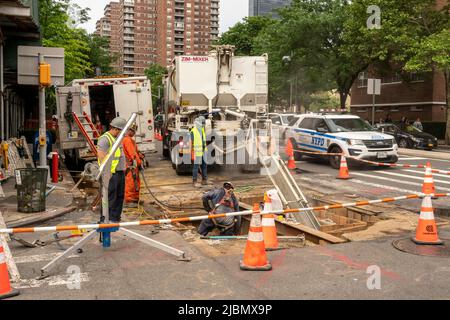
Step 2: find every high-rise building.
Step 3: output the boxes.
[249,0,291,18]
[156,0,220,67]
[95,0,220,75]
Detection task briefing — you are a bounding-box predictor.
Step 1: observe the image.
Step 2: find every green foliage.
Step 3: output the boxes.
[144,64,167,112]
[39,0,92,82]
[215,16,276,55]
[85,35,120,77]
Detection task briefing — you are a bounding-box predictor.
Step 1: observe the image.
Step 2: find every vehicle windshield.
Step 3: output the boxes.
[405,125,422,133]
[328,118,374,132]
[288,117,300,127]
[281,115,294,124]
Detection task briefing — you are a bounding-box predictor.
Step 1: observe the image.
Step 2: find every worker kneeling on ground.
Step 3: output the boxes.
[198,182,241,236]
[123,123,145,208]
[97,117,127,223]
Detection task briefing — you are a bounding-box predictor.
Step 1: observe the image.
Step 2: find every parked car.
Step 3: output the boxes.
[268,113,296,140]
[285,114,398,169]
[374,123,438,150]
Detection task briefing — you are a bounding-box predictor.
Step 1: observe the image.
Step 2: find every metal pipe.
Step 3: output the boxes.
[38,54,47,167]
[96,112,139,181]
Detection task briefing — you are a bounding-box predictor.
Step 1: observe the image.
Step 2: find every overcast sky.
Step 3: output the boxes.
[75,0,249,34]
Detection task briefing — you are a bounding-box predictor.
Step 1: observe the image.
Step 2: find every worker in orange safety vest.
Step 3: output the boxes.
[122,123,145,207]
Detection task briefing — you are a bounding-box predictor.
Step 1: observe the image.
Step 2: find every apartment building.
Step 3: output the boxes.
[95,2,121,71]
[156,0,220,67]
[95,0,220,75]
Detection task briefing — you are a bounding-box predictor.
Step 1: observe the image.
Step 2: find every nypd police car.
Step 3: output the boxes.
[285,114,399,169]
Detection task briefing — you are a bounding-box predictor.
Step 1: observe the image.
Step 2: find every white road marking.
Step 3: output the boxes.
[351,179,422,195]
[376,170,450,185]
[13,273,90,289]
[398,157,427,161]
[351,172,450,192]
[401,169,450,179]
[14,252,80,264]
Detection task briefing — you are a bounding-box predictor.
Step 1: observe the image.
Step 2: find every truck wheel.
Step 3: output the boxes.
[162,135,170,158]
[176,163,192,176]
[329,146,342,169]
[399,138,409,149]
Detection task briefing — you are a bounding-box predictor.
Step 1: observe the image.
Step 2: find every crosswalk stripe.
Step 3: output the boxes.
[376,170,450,185]
[351,172,450,192]
[401,168,450,179]
[351,179,423,195]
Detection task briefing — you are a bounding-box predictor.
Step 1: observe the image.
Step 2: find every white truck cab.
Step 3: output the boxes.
[285,113,398,168]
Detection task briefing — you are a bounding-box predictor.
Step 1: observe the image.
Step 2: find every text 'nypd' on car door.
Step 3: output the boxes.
[296,118,316,151]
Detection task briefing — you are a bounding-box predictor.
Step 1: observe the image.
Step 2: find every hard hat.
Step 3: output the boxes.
[110,117,127,130]
[129,123,138,132]
[223,182,235,190]
[198,116,206,125]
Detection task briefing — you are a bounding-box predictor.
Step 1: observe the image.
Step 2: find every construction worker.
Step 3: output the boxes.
[198,182,241,236]
[191,116,211,187]
[97,117,127,223]
[123,123,144,207]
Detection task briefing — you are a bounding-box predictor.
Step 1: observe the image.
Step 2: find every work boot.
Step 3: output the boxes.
[124,202,138,208]
[193,180,202,188]
[201,179,213,186]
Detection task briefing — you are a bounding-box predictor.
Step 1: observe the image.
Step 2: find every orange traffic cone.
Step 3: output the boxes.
[240,207,272,271]
[285,139,296,170]
[422,162,435,196]
[336,155,351,179]
[261,193,280,251]
[0,244,20,299]
[412,196,443,245]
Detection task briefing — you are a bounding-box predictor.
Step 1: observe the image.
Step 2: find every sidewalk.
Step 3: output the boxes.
[0,167,77,228]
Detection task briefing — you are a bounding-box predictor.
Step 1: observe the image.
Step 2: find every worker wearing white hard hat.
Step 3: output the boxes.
[97,117,127,222]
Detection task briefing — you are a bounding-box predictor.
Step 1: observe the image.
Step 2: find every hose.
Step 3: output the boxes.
[139,169,205,211]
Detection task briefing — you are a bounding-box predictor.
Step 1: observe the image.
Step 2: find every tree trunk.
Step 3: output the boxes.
[339,91,348,109]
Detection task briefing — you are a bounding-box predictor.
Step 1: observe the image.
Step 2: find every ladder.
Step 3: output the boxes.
[248,120,321,230]
[72,112,99,157]
[259,153,321,230]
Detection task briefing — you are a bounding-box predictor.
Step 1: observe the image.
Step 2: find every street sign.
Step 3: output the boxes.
[17,46,65,86]
[367,78,381,95]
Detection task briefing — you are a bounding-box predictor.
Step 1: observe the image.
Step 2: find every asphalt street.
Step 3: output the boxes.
[291,154,450,213]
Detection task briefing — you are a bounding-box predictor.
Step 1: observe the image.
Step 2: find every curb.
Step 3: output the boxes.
[398,148,450,161]
[6,206,77,228]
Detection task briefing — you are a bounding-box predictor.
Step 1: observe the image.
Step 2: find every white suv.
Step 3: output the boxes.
[285,114,399,168]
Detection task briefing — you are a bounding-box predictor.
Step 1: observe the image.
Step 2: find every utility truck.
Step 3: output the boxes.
[162,45,270,174]
[55,76,155,166]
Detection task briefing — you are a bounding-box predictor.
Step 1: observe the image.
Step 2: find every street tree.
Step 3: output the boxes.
[144,64,167,113]
[215,16,275,56]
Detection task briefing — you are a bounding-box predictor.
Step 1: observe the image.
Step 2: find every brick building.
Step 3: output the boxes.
[95,0,220,75]
[156,0,220,67]
[350,0,448,138]
[350,70,447,124]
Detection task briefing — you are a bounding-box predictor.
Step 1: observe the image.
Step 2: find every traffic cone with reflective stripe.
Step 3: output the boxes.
[261,193,280,251]
[285,139,296,170]
[0,244,20,299]
[240,206,272,271]
[422,162,435,196]
[337,155,351,179]
[412,196,443,245]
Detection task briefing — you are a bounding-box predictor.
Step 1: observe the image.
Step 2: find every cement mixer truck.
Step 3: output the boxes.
[162,45,271,174]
